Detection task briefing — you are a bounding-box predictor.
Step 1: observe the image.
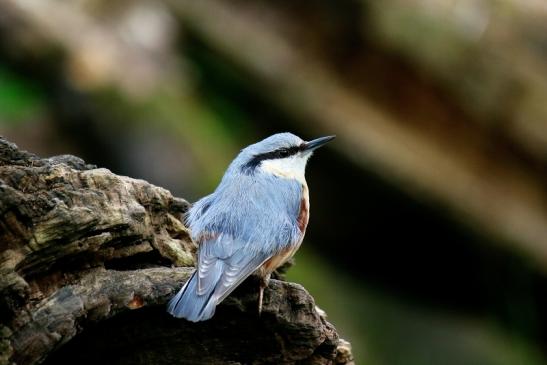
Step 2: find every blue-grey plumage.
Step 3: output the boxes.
[167,132,335,322]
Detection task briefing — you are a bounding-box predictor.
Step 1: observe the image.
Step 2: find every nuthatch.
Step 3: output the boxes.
[167,132,335,322]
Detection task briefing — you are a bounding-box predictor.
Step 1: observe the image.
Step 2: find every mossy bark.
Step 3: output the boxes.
[0,138,353,365]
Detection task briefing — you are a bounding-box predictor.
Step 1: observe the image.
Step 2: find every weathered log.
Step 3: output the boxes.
[0,137,353,365]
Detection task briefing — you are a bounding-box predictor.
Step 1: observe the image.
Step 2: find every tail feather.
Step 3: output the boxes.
[167,271,219,322]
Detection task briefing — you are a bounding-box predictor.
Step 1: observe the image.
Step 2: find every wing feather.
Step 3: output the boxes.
[196,235,270,305]
[216,253,270,303]
[197,255,223,296]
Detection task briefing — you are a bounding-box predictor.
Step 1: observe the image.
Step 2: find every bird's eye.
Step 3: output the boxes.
[278,148,290,158]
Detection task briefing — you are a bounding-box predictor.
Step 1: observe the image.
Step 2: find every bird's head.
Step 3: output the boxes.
[237,132,335,183]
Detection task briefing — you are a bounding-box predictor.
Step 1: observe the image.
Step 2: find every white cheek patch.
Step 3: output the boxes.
[260,155,309,183]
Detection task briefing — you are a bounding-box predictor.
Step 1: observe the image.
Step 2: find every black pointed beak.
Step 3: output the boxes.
[303,135,336,152]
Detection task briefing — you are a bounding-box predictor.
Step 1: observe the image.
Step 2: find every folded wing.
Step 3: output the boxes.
[167,233,271,322]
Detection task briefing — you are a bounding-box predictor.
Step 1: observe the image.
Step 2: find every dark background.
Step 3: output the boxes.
[2,1,547,364]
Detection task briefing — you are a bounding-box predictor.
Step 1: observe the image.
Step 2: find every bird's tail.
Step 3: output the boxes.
[167,271,218,322]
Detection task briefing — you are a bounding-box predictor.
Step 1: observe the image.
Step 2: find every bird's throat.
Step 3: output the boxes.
[259,155,308,184]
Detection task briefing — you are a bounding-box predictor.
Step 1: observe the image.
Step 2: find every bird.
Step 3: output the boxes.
[167,132,335,322]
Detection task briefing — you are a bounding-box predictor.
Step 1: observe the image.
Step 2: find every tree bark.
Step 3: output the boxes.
[0,137,353,365]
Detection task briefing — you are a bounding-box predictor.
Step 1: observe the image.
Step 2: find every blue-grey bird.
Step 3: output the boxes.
[167,132,335,322]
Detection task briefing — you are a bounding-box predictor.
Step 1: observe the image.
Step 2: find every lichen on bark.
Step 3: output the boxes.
[0,137,354,365]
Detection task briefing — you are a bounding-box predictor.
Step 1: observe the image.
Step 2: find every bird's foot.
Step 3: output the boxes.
[258,286,264,317]
[258,274,271,317]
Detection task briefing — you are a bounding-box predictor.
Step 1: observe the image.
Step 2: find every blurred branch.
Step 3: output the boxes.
[1,0,242,192]
[366,0,547,158]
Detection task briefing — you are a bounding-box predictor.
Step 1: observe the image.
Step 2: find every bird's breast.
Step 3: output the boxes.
[260,183,309,275]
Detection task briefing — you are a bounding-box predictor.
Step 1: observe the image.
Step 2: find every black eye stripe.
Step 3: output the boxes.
[274,146,300,158]
[265,146,301,159]
[241,145,303,174]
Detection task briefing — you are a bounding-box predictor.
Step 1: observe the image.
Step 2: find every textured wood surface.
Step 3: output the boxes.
[0,138,353,365]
